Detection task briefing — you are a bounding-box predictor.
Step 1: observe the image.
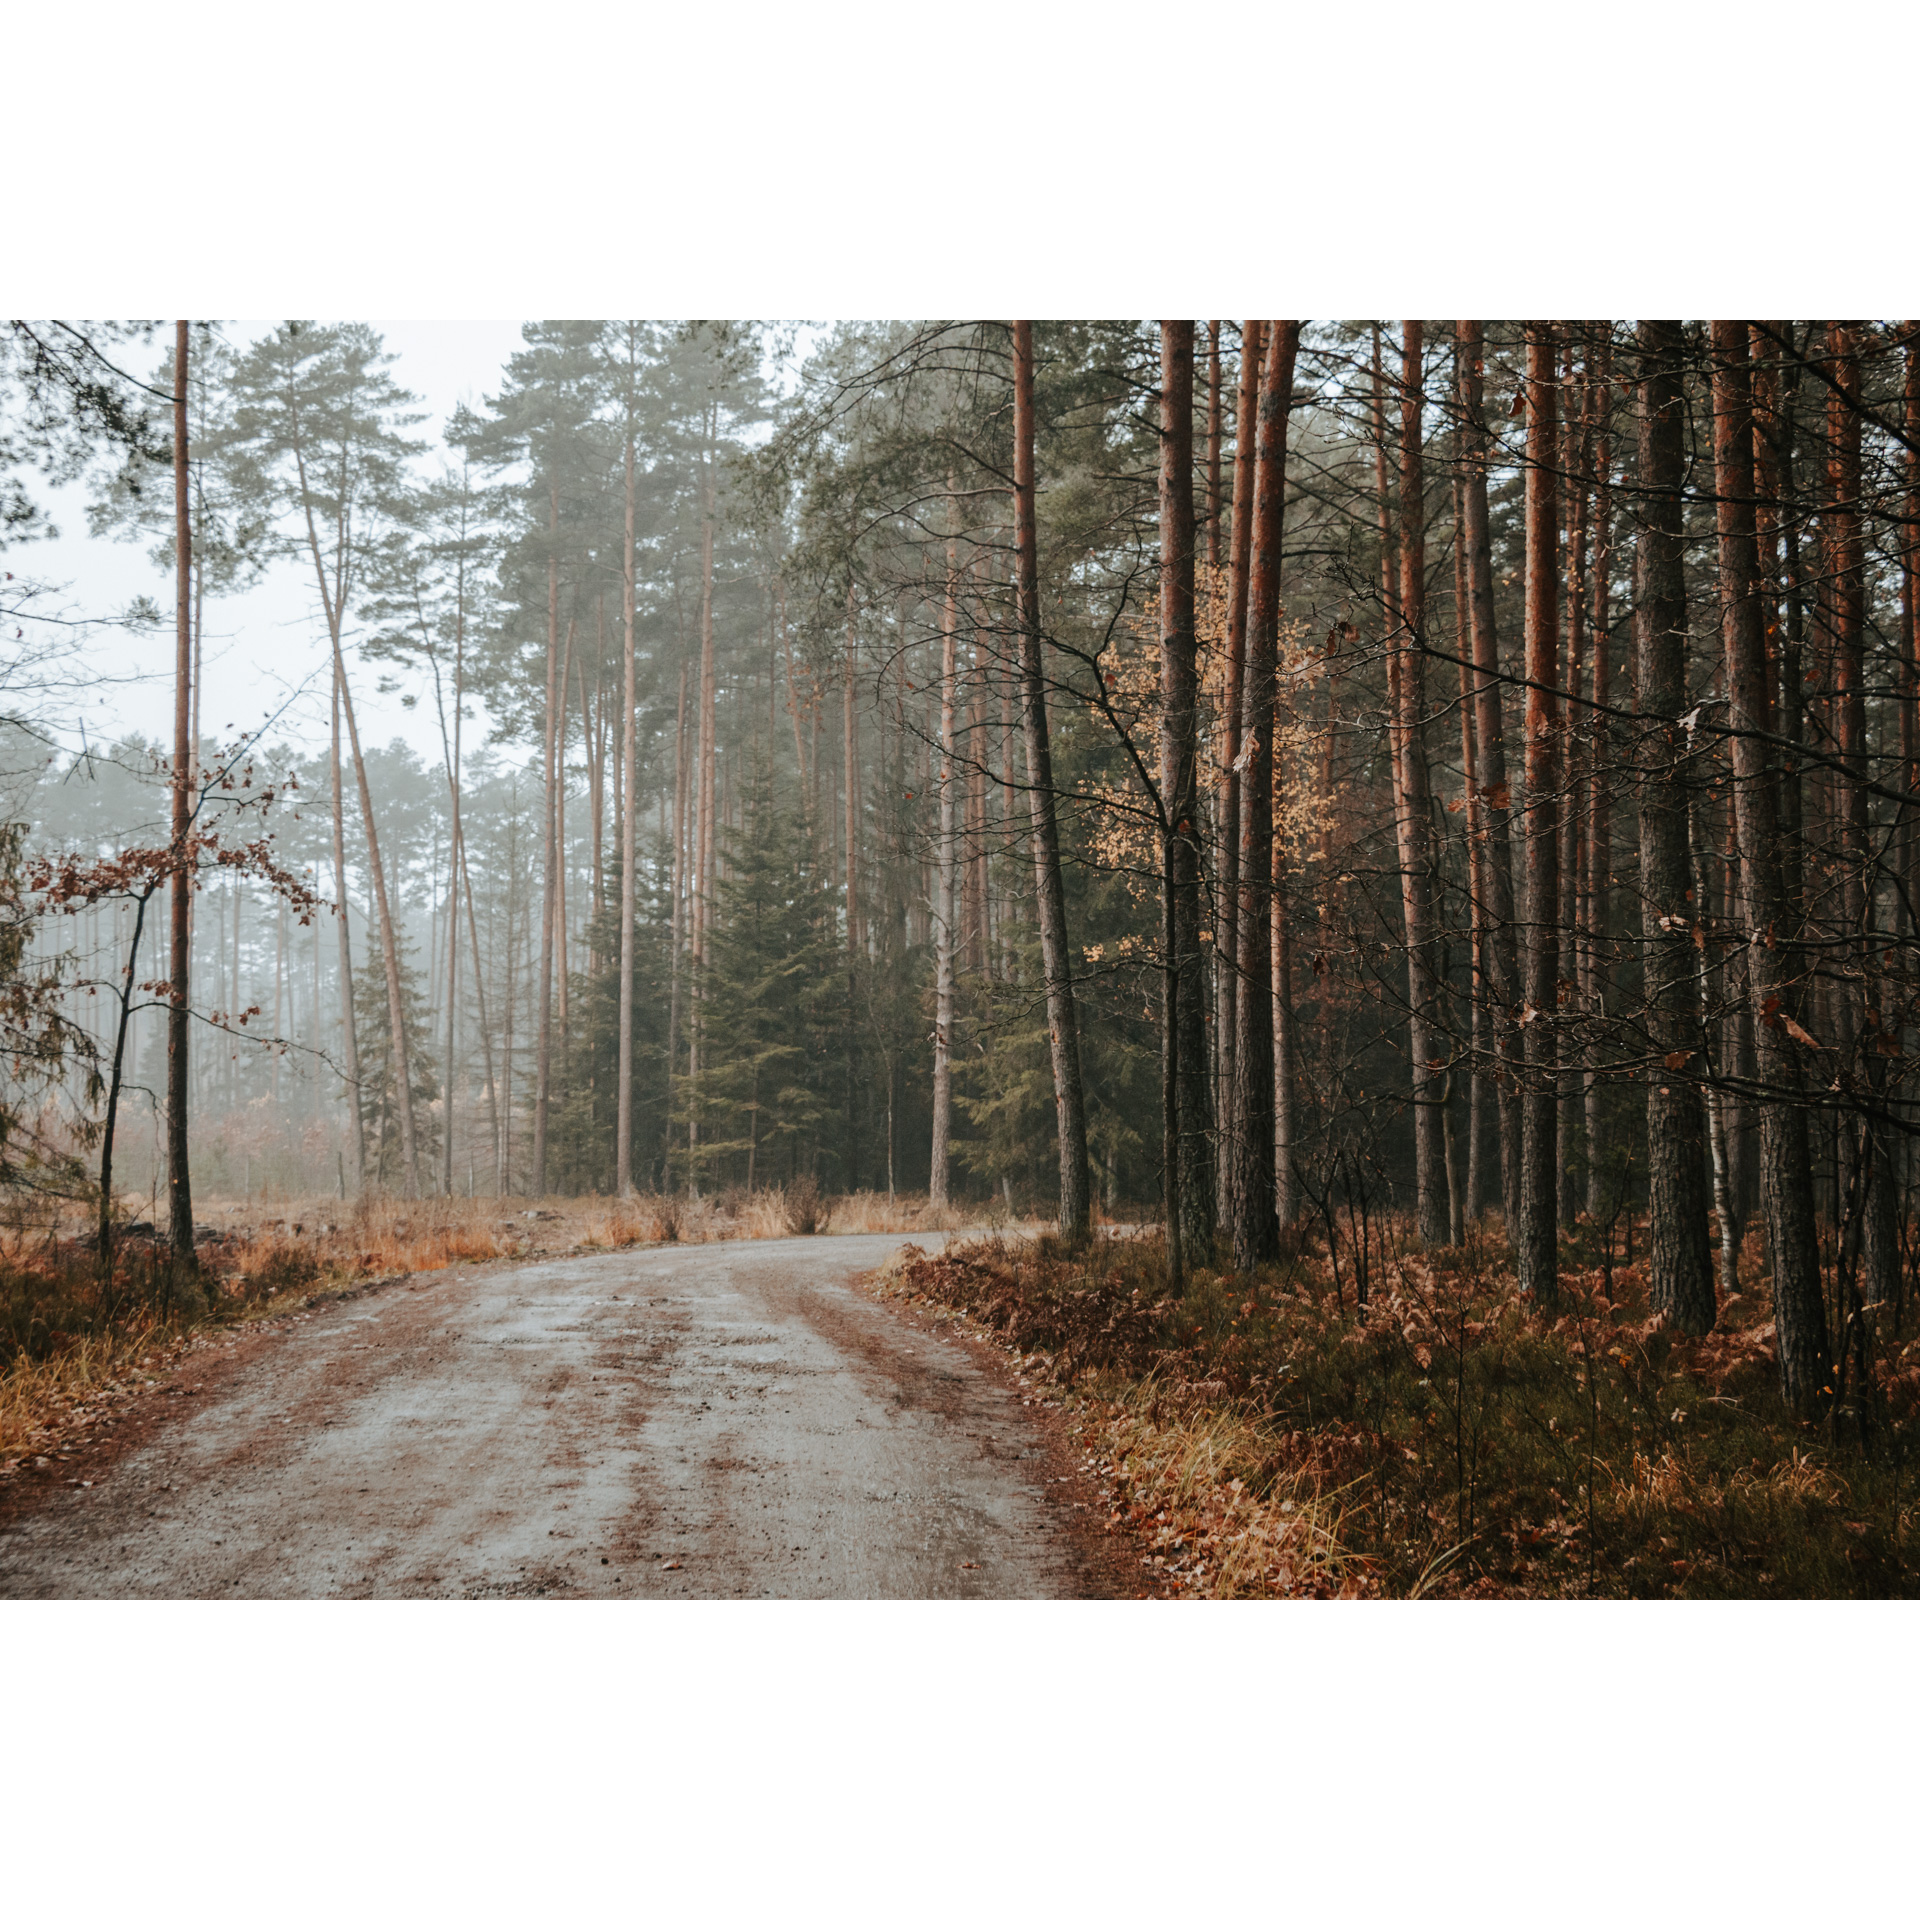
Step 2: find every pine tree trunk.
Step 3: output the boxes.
[588,602,606,939]
[1011,320,1091,1242]
[1205,321,1223,570]
[1395,321,1447,1245]
[1160,323,1212,1275]
[330,663,367,1190]
[440,579,471,1197]
[1904,328,1920,943]
[1452,470,1487,1225]
[167,320,194,1262]
[779,577,811,808]
[1633,320,1715,1332]
[1558,338,1588,1228]
[1585,332,1615,1221]
[322,623,416,1194]
[555,622,572,1052]
[1228,321,1301,1273]
[664,659,689,1188]
[930,492,959,1209]
[1215,321,1263,1218]
[1824,322,1896,1306]
[1709,319,1830,1411]
[1272,845,1297,1232]
[841,583,858,1193]
[1518,325,1561,1310]
[1457,323,1523,1233]
[615,390,639,1196]
[532,498,560,1197]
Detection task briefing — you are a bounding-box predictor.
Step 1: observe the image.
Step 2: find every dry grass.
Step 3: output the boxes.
[558,1183,1011,1248]
[865,1220,1920,1599]
[0,1323,179,1467]
[1066,1383,1369,1597]
[866,1235,1368,1599]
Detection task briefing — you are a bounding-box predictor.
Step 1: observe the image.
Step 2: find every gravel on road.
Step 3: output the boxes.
[0,1233,1134,1599]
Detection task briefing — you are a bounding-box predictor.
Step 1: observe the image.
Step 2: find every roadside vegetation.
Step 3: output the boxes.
[871,1223,1920,1600]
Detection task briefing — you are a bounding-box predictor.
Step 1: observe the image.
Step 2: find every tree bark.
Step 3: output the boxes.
[532,489,560,1196]
[1633,321,1715,1333]
[439,585,467,1199]
[1824,322,1896,1306]
[842,582,859,1191]
[1216,321,1263,1216]
[930,488,959,1209]
[1904,327,1920,944]
[1160,323,1212,1276]
[1517,325,1561,1310]
[1457,322,1523,1233]
[1585,331,1615,1221]
[1011,320,1091,1243]
[1395,321,1447,1245]
[167,320,194,1264]
[1558,337,1589,1227]
[1229,321,1301,1273]
[1709,319,1830,1412]
[1204,321,1223,571]
[615,369,639,1196]
[330,663,366,1190]
[1452,469,1487,1225]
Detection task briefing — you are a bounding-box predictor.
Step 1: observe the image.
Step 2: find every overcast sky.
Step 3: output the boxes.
[33,319,533,776]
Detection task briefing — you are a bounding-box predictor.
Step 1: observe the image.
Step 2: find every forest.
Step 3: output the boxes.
[4,316,1919,1447]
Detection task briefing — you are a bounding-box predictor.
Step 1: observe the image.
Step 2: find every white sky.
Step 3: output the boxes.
[33,320,532,774]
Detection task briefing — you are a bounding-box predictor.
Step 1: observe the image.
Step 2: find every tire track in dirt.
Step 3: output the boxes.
[0,1234,1140,1599]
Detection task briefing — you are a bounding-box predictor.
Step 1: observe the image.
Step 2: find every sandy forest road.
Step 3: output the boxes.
[0,1233,1142,1599]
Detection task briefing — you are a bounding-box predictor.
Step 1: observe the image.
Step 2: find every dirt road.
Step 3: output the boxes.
[0,1233,1129,1599]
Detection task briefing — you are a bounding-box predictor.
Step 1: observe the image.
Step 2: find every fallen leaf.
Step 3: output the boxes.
[663,1560,683,1570]
[959,1560,981,1570]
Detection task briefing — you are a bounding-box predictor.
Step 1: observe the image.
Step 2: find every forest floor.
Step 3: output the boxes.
[867,1222,1920,1599]
[12,1193,1905,1598]
[0,1230,1158,1598]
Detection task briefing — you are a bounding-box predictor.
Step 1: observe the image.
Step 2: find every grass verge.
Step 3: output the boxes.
[866,1221,1920,1599]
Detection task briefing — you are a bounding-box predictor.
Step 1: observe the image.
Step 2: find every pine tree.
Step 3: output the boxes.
[679,758,835,1189]
[351,928,440,1191]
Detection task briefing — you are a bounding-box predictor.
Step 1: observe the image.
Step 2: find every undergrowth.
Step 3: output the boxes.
[871,1221,1920,1599]
[0,1198,515,1472]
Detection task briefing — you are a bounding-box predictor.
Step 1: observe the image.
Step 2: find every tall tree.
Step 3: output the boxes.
[1709,319,1830,1410]
[1456,322,1522,1229]
[1159,322,1212,1279]
[1228,321,1301,1273]
[1517,325,1561,1309]
[930,483,959,1209]
[615,324,642,1196]
[1632,321,1715,1332]
[232,322,423,1195]
[1393,321,1447,1244]
[166,320,194,1263]
[1011,320,1091,1242]
[1215,321,1263,1214]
